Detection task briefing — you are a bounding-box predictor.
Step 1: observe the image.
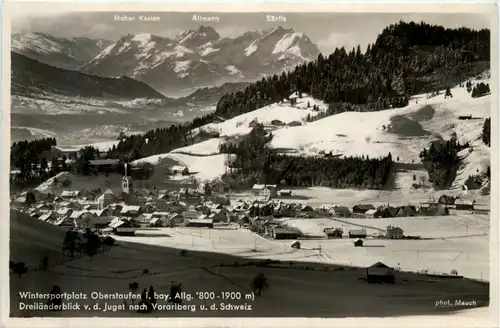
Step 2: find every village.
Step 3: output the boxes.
[11,161,479,246]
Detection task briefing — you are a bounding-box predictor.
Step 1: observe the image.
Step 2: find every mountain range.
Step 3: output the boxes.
[11,32,113,70]
[12,26,321,97]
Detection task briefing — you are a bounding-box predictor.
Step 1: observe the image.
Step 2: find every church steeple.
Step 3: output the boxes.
[122,163,133,195]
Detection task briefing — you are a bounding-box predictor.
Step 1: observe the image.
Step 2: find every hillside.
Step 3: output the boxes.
[11,32,113,70]
[131,73,490,193]
[79,26,320,96]
[11,52,166,99]
[10,210,68,268]
[214,21,490,121]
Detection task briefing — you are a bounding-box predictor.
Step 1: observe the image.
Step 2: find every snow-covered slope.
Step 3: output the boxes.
[271,79,490,162]
[79,26,320,96]
[11,32,113,70]
[198,93,328,138]
[131,94,328,181]
[132,75,490,190]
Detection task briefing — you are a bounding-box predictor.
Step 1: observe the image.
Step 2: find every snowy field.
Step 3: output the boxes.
[34,172,125,195]
[195,93,328,138]
[112,213,490,282]
[9,211,491,319]
[270,77,490,166]
[275,214,489,280]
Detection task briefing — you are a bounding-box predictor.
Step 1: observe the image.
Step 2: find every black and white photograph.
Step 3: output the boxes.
[2,1,498,325]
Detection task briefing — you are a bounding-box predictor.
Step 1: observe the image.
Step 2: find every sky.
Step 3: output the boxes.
[10,7,492,55]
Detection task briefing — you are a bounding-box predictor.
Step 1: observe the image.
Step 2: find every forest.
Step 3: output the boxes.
[218,124,393,190]
[104,114,218,161]
[214,21,489,121]
[419,138,470,189]
[10,138,57,188]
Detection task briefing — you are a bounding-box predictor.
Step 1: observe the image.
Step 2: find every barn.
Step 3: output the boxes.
[366,262,395,283]
[454,199,475,211]
[365,209,377,218]
[331,206,351,218]
[324,228,343,239]
[396,205,417,217]
[349,229,367,238]
[354,239,364,247]
[89,159,120,173]
[112,220,137,236]
[278,189,292,197]
[272,227,302,240]
[186,219,214,228]
[352,204,375,214]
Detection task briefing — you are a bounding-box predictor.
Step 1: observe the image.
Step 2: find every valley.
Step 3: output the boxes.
[7,17,494,322]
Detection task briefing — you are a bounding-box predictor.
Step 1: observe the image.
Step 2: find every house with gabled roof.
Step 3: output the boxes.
[352,204,376,214]
[454,199,475,211]
[252,184,278,199]
[331,206,351,218]
[61,190,81,199]
[386,225,404,239]
[56,208,73,217]
[39,211,56,222]
[366,262,395,283]
[365,209,377,218]
[97,189,119,210]
[324,228,343,238]
[349,229,367,238]
[120,205,142,217]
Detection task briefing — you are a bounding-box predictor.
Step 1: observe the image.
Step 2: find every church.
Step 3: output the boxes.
[121,163,138,205]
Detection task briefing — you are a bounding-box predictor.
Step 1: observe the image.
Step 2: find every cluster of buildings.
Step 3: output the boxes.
[232,199,407,241]
[11,169,229,236]
[13,165,464,243]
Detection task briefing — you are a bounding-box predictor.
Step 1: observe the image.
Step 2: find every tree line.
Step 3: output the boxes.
[471,82,491,98]
[105,114,218,161]
[482,117,491,147]
[214,21,489,121]
[218,124,393,190]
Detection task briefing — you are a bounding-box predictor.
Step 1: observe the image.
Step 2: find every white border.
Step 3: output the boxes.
[1,2,499,328]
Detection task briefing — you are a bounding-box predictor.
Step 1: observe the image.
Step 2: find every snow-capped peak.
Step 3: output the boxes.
[131,33,153,43]
[77,26,320,95]
[176,25,220,48]
[11,32,113,70]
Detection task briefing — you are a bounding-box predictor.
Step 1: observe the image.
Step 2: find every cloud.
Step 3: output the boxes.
[215,25,250,38]
[157,28,184,39]
[317,32,360,54]
[87,23,114,36]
